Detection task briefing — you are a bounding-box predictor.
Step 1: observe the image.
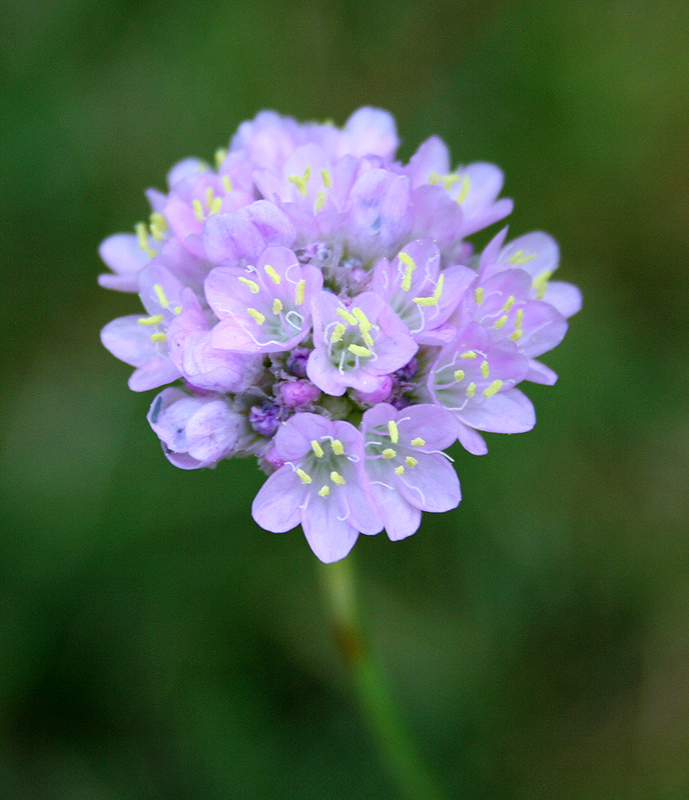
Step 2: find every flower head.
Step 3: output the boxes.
[99,107,580,561]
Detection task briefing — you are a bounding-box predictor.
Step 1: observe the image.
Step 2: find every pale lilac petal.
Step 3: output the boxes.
[129,359,181,392]
[252,467,305,532]
[301,498,360,563]
[98,234,149,292]
[544,281,583,318]
[396,453,460,513]
[370,483,422,541]
[101,315,157,367]
[406,136,450,187]
[525,360,558,385]
[456,421,488,455]
[339,107,399,160]
[460,388,535,433]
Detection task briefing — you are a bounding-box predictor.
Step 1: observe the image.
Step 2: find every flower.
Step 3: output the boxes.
[99,107,580,562]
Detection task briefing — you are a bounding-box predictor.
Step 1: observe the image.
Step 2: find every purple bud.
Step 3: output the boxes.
[351,374,394,406]
[277,379,321,408]
[249,400,282,437]
[395,357,418,382]
[285,346,311,378]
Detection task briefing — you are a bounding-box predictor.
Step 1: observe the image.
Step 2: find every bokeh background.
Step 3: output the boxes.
[1,0,688,797]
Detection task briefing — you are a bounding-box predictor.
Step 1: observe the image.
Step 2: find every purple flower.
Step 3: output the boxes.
[99,107,581,561]
[252,413,383,562]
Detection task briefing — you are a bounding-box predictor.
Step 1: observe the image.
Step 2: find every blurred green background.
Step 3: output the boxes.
[1,0,688,797]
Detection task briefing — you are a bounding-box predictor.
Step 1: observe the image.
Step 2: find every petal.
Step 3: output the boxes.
[301,497,360,563]
[251,467,305,533]
[459,388,535,434]
[544,281,583,318]
[456,421,488,455]
[370,483,422,541]
[525,359,558,385]
[101,315,157,367]
[339,107,399,160]
[396,453,461,513]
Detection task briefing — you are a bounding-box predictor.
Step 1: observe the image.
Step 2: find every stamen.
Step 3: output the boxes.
[287,166,312,197]
[455,174,471,204]
[503,295,516,311]
[192,199,205,222]
[150,332,167,342]
[493,315,508,329]
[330,439,345,456]
[337,308,358,326]
[330,471,346,485]
[238,277,260,293]
[394,465,405,476]
[330,323,346,343]
[297,469,312,484]
[205,187,214,209]
[510,329,523,341]
[515,308,524,328]
[466,382,476,397]
[348,344,371,358]
[137,314,164,326]
[428,171,440,185]
[460,350,476,360]
[315,190,326,211]
[532,270,553,299]
[222,174,233,193]
[509,249,537,265]
[474,287,484,304]
[173,306,182,315]
[153,284,169,308]
[321,168,332,188]
[264,264,281,284]
[480,360,490,378]
[441,173,460,190]
[318,485,330,497]
[399,252,417,292]
[135,222,155,258]
[295,279,305,306]
[311,440,324,458]
[454,369,465,382]
[411,437,426,446]
[387,420,399,443]
[405,456,418,467]
[382,448,396,459]
[412,274,444,307]
[483,379,503,398]
[215,148,227,169]
[209,197,222,215]
[247,308,265,325]
[149,212,168,242]
[272,298,283,315]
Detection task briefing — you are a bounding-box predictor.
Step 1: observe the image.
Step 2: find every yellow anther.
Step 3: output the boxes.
[510,329,523,342]
[264,264,281,284]
[272,298,283,315]
[361,330,374,347]
[311,440,324,458]
[330,323,346,343]
[192,199,205,222]
[493,315,508,330]
[387,420,399,443]
[222,174,233,193]
[330,439,345,456]
[509,249,537,265]
[205,186,214,209]
[315,190,326,211]
[382,448,397,460]
[455,174,471,204]
[411,437,426,447]
[480,360,490,378]
[247,308,265,325]
[135,222,155,258]
[515,308,524,328]
[394,465,405,476]
[483,379,503,398]
[348,344,372,358]
[173,305,182,315]
[352,307,371,330]
[398,251,417,292]
[503,295,516,312]
[149,212,168,242]
[441,173,460,190]
[287,166,312,196]
[238,276,260,293]
[209,196,222,215]
[532,269,552,299]
[330,471,346,485]
[405,456,418,468]
[428,171,440,185]
[413,273,444,307]
[215,148,227,169]
[337,307,358,326]
[137,314,164,326]
[295,279,305,306]
[318,485,330,497]
[150,332,167,342]
[466,382,476,397]
[460,350,477,360]
[297,469,312,484]
[153,283,169,308]
[474,287,484,305]
[454,369,465,382]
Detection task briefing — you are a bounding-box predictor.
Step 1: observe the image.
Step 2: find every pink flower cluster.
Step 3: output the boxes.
[100,108,581,562]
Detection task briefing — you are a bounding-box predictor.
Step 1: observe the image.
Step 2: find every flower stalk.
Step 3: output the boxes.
[319,556,448,800]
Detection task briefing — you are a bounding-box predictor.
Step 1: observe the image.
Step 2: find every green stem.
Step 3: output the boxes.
[318,556,448,800]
